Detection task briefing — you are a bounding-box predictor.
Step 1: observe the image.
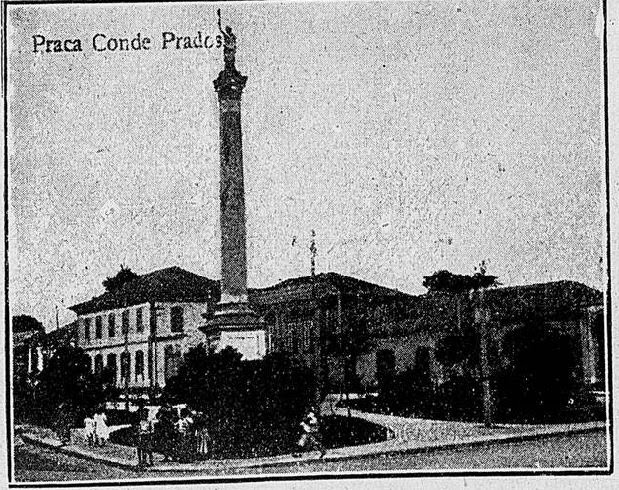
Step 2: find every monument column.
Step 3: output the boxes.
[215,56,249,305]
[201,14,265,360]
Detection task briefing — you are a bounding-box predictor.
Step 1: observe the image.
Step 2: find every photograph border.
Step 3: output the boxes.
[2,0,614,485]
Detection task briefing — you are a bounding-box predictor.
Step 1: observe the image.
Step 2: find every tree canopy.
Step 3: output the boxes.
[165,345,315,458]
[102,265,138,292]
[28,345,116,427]
[12,314,44,334]
[422,269,499,293]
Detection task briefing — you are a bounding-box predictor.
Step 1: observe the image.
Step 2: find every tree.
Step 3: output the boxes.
[495,316,578,422]
[12,314,45,334]
[435,333,483,420]
[102,265,138,292]
[165,345,315,458]
[423,264,500,425]
[12,315,45,421]
[32,345,116,428]
[324,297,372,416]
[423,269,499,293]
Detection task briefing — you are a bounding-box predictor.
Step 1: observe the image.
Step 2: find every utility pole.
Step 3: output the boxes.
[310,229,317,277]
[474,288,494,427]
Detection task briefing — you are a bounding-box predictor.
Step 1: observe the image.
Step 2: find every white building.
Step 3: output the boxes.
[69,267,218,391]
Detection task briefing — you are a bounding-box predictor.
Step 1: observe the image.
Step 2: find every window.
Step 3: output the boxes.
[284,324,294,352]
[302,320,312,351]
[135,350,144,381]
[171,306,184,333]
[95,316,102,339]
[83,318,91,342]
[120,351,130,380]
[164,345,180,381]
[107,353,117,382]
[122,310,129,336]
[108,313,116,337]
[94,354,104,374]
[136,308,143,333]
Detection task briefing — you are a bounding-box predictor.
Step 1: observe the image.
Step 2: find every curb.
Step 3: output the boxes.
[20,434,140,471]
[298,423,606,466]
[19,421,607,472]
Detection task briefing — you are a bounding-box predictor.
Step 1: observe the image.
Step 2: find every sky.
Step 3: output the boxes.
[7,0,606,330]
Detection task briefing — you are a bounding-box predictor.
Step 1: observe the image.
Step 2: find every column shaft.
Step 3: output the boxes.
[219,98,248,304]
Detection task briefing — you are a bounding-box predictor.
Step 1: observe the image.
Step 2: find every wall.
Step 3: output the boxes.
[356,332,440,389]
[79,301,209,388]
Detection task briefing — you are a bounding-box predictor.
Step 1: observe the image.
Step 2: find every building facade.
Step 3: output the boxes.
[69,267,219,391]
[356,281,605,393]
[64,267,606,399]
[12,316,46,386]
[250,272,411,391]
[67,267,408,392]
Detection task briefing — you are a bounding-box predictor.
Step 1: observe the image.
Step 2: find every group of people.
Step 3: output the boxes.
[137,404,211,465]
[77,402,326,465]
[83,407,109,447]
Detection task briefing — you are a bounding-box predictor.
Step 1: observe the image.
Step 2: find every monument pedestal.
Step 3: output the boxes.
[202,303,266,360]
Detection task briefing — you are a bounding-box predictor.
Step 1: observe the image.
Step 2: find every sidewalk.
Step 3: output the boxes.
[17,407,607,473]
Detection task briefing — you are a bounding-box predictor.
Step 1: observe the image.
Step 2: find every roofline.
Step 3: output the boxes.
[255,271,406,295]
[68,266,218,314]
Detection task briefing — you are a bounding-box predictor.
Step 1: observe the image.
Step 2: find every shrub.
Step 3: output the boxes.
[377,346,437,417]
[494,324,578,423]
[164,345,316,458]
[434,372,482,421]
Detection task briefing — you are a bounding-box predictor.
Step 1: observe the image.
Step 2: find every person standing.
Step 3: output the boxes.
[83,413,95,447]
[93,406,109,447]
[175,408,194,463]
[135,407,154,467]
[155,404,176,462]
[54,403,73,446]
[193,411,210,459]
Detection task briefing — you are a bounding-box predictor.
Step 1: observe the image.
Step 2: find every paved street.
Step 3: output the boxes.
[13,436,137,482]
[13,430,608,482]
[241,430,608,475]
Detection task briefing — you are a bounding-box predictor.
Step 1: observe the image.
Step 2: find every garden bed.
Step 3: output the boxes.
[109,414,390,459]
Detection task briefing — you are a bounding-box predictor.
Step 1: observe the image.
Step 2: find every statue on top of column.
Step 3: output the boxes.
[218,9,237,71]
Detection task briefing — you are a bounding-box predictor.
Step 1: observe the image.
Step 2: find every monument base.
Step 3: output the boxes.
[201,302,266,360]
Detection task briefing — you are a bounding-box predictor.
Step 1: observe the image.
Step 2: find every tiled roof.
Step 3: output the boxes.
[249,272,405,305]
[70,265,602,326]
[69,266,218,315]
[374,280,603,338]
[481,280,603,320]
[43,321,78,345]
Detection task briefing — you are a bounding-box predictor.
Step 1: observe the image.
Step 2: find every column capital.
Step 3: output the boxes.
[214,67,248,101]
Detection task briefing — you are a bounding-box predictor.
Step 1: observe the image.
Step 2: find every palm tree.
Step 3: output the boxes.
[424,263,500,426]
